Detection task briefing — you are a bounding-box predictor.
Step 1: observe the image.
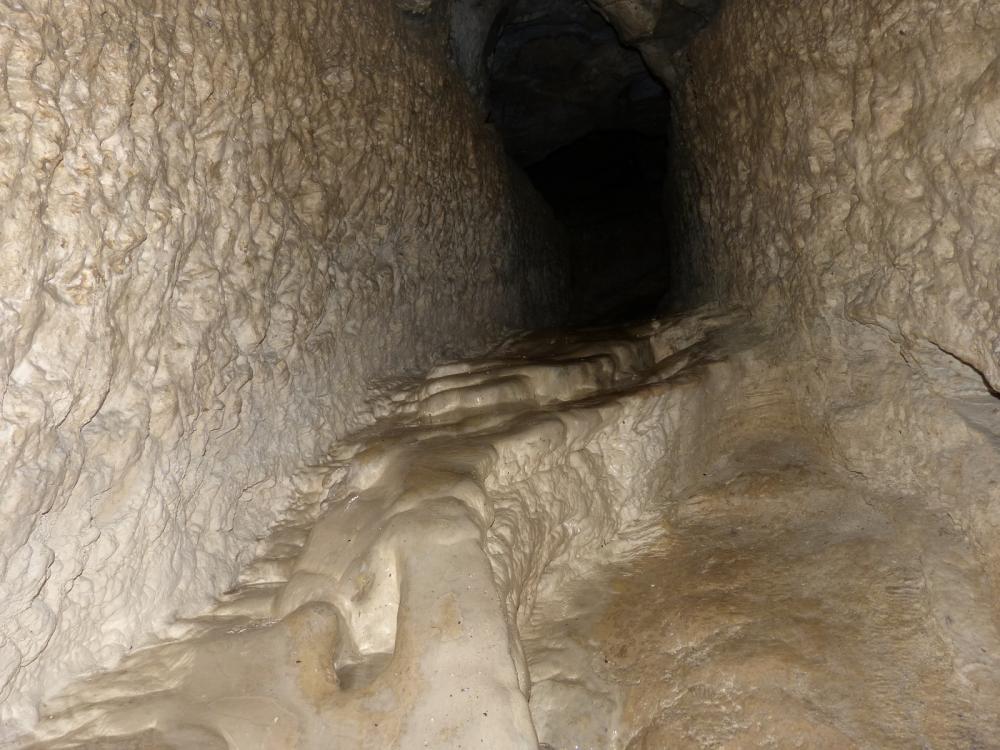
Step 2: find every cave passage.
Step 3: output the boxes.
[483,0,674,323]
[524,130,670,323]
[7,0,1000,747]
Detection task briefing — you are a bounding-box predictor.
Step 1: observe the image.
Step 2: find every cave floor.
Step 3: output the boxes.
[20,311,1000,750]
[524,433,1000,748]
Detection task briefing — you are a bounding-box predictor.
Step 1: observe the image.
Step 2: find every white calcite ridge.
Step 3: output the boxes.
[20,310,741,748]
[5,0,1000,745]
[22,310,1000,748]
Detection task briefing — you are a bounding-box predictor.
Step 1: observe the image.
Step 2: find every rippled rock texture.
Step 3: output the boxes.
[674,0,1000,386]
[7,0,1000,744]
[0,0,566,734]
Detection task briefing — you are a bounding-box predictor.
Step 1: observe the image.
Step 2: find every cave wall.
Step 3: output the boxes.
[671,0,1000,611]
[0,0,565,732]
[675,0,1000,390]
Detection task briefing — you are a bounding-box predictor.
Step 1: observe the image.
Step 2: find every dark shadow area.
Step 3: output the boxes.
[526,130,669,324]
[482,0,674,324]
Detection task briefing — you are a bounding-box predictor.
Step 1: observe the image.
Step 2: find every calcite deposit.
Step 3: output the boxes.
[5,0,1000,746]
[20,311,1000,748]
[18,310,740,748]
[0,0,564,736]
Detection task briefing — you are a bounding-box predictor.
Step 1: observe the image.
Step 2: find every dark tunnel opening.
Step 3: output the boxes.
[525,130,671,324]
[481,0,674,324]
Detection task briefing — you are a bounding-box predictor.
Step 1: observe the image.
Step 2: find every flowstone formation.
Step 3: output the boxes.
[6,0,1000,745]
[0,0,564,734]
[17,310,1000,748]
[20,310,741,748]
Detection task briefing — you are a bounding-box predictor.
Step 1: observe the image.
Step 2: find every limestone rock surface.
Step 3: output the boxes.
[676,0,1000,391]
[17,310,739,749]
[669,0,1000,665]
[0,0,565,735]
[21,311,1000,748]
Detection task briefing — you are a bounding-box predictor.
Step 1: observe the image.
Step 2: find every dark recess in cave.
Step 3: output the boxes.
[483,0,674,324]
[526,130,670,324]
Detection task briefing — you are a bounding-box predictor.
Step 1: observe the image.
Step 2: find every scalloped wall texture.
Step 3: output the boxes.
[0,0,565,733]
[675,0,1000,388]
